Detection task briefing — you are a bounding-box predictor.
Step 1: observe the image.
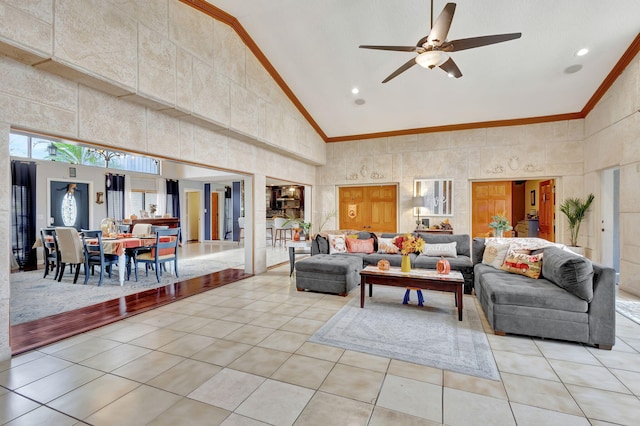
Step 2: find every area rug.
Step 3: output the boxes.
[309,287,500,380]
[616,300,640,325]
[10,251,244,325]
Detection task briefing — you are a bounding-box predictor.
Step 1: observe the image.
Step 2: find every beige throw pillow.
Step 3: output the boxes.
[377,237,399,254]
[421,242,457,258]
[482,241,511,269]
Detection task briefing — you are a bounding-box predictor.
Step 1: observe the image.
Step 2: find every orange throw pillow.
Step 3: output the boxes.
[345,237,375,254]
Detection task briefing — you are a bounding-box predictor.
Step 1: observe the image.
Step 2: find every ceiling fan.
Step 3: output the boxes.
[359,1,522,83]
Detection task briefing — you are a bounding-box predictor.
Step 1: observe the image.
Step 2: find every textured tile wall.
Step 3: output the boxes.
[584,51,640,296]
[317,118,586,240]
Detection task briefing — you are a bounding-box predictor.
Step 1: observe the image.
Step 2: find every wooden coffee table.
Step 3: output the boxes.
[360,265,465,321]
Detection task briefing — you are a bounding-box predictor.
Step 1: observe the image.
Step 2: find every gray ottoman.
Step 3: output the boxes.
[295,254,363,296]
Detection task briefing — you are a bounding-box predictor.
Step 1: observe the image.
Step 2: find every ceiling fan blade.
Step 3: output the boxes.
[359,45,419,52]
[426,3,456,47]
[382,57,418,83]
[439,57,462,78]
[443,33,522,52]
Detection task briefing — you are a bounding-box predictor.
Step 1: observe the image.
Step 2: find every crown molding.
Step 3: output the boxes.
[581,32,640,116]
[325,113,584,143]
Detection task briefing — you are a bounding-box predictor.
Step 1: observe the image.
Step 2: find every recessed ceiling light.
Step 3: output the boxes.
[576,48,589,57]
[564,64,583,74]
[351,87,359,95]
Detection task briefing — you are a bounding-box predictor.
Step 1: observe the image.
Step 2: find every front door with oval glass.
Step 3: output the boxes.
[50,181,89,230]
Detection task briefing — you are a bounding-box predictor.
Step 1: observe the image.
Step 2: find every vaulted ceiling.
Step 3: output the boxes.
[202,0,640,141]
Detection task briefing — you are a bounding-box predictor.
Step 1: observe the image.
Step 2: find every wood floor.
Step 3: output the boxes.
[10,268,252,355]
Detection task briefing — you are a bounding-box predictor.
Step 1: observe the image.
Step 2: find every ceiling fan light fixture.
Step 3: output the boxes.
[415,50,447,69]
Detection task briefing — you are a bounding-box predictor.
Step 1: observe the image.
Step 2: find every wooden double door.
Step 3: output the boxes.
[338,185,397,233]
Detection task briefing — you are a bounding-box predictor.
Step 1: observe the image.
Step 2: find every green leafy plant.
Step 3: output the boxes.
[559,193,595,247]
[298,221,312,235]
[488,212,513,236]
[283,216,311,236]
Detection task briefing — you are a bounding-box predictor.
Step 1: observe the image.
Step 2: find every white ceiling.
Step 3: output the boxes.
[206,0,640,139]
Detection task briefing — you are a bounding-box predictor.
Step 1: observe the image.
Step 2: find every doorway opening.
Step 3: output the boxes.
[601,168,620,283]
[471,179,556,240]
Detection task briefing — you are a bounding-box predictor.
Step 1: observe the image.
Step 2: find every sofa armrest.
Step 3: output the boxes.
[588,264,616,348]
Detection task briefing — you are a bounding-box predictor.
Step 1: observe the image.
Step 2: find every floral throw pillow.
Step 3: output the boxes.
[482,241,511,269]
[328,234,347,254]
[501,251,543,279]
[346,237,375,254]
[377,237,398,254]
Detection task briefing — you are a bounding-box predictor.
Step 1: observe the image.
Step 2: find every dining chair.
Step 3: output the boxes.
[237,217,245,245]
[132,228,180,283]
[40,228,60,279]
[273,217,291,246]
[125,223,155,275]
[131,223,152,236]
[81,230,120,286]
[118,224,131,233]
[55,227,86,284]
[266,219,274,245]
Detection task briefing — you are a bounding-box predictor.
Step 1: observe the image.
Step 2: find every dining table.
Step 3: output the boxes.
[86,235,173,285]
[34,232,177,285]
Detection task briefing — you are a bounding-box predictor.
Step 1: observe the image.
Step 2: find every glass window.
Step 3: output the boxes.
[31,137,57,160]
[130,191,158,216]
[9,133,29,158]
[9,131,160,175]
[61,192,78,226]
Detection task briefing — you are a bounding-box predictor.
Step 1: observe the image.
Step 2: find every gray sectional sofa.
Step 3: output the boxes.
[299,231,474,294]
[472,238,616,349]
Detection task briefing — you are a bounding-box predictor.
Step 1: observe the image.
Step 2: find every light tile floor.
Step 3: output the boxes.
[2,265,640,425]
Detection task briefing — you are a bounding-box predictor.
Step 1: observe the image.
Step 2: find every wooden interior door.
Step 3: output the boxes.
[338,185,397,233]
[472,181,513,237]
[368,186,397,232]
[538,179,555,241]
[187,192,200,242]
[339,187,368,230]
[211,192,219,240]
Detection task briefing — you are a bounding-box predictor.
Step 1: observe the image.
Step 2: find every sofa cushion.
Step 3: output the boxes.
[479,269,588,313]
[418,233,471,257]
[328,234,347,254]
[482,241,511,269]
[296,253,363,274]
[501,251,543,279]
[414,255,472,270]
[363,253,416,267]
[377,237,399,254]
[542,246,594,302]
[315,235,329,254]
[421,242,457,258]
[346,237,374,254]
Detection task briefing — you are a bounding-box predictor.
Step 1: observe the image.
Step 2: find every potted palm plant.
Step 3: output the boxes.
[559,193,595,253]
